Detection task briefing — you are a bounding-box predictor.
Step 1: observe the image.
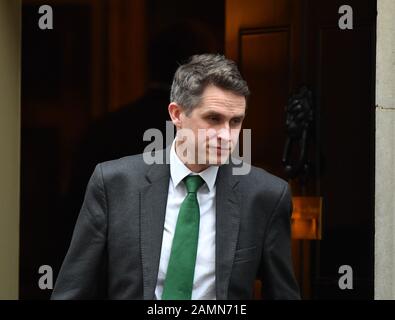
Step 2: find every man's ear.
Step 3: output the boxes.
[168,102,183,129]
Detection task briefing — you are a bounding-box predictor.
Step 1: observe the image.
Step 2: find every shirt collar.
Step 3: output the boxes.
[170,139,219,192]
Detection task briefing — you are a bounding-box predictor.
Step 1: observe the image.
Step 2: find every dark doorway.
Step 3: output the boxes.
[20,0,375,300]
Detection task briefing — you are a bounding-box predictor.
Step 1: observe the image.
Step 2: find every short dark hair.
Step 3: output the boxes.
[170,54,250,114]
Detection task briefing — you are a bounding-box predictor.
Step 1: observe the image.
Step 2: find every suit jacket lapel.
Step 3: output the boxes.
[140,160,170,300]
[215,164,241,300]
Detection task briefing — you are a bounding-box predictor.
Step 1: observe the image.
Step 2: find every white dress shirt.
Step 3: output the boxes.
[155,140,218,300]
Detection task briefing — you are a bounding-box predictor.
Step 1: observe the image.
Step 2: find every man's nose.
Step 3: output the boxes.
[217,125,231,142]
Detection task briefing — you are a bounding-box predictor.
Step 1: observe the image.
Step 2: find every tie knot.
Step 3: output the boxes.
[184,175,205,193]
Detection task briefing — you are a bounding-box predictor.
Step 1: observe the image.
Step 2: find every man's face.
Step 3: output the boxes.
[170,85,246,172]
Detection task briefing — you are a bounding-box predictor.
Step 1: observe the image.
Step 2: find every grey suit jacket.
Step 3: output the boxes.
[52,150,300,300]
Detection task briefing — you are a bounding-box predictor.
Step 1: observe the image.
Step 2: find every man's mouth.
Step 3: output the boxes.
[214,147,230,153]
[204,144,231,154]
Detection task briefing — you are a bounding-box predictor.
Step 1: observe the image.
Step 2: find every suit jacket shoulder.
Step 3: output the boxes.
[239,165,289,194]
[99,150,171,184]
[99,153,148,181]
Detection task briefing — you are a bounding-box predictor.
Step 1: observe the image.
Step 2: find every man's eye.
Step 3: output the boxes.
[231,118,242,125]
[209,116,220,122]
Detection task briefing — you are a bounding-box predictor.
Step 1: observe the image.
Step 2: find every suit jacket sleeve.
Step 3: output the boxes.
[51,164,108,299]
[259,183,301,299]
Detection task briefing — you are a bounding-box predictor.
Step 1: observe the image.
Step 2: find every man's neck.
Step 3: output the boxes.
[174,140,209,173]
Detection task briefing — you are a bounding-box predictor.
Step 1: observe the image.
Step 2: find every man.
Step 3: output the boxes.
[52,54,300,300]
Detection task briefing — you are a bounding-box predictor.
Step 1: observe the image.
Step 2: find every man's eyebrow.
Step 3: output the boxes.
[202,111,245,119]
[202,111,222,117]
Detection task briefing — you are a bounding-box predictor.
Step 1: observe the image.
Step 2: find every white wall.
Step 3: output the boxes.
[375,0,395,300]
[0,0,21,300]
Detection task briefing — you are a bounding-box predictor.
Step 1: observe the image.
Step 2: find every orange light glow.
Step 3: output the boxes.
[291,197,322,240]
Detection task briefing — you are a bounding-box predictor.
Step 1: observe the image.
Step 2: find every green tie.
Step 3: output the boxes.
[162,175,205,300]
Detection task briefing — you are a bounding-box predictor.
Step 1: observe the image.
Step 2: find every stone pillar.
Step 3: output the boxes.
[0,0,21,299]
[375,0,395,300]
